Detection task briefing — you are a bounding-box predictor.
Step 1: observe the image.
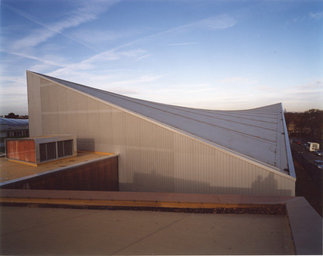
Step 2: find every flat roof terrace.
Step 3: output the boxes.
[1,190,322,254]
[0,206,294,255]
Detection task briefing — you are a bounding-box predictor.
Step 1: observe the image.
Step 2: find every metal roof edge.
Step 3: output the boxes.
[281,104,296,178]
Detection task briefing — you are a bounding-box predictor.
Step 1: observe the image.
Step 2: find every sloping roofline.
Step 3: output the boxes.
[27,71,295,178]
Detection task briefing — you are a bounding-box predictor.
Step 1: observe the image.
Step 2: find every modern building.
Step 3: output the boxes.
[26,71,296,196]
[0,118,29,153]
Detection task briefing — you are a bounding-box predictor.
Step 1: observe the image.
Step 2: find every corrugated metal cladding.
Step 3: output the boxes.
[27,71,295,196]
[34,72,292,174]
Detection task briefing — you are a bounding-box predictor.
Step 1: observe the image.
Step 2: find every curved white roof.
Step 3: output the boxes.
[0,118,29,128]
[34,72,295,177]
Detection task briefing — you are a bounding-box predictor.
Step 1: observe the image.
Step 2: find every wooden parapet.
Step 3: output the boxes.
[1,155,119,191]
[0,190,290,214]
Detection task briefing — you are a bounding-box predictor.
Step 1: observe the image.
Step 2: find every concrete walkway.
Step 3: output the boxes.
[0,206,294,255]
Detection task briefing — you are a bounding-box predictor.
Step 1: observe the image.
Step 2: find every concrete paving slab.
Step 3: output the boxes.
[0,206,294,255]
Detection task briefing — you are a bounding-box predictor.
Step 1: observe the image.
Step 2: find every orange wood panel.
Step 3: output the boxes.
[6,141,17,159]
[17,141,25,160]
[24,140,36,163]
[6,140,36,163]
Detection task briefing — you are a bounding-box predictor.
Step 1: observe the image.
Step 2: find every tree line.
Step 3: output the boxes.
[2,113,29,119]
[285,109,323,142]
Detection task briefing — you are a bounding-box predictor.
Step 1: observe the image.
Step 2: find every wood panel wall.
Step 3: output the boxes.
[6,140,36,163]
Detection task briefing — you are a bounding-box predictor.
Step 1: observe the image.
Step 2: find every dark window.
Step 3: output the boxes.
[57,141,64,158]
[39,142,57,162]
[58,140,73,158]
[47,142,56,160]
[64,140,73,156]
[39,143,47,162]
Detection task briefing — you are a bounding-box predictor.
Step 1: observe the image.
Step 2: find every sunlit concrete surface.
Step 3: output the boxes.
[0,206,294,255]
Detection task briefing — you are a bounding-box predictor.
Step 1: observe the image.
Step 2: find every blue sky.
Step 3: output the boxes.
[1,0,322,115]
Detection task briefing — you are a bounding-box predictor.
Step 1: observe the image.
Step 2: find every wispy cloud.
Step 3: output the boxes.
[134,79,323,111]
[6,0,119,51]
[43,69,161,98]
[28,55,70,72]
[298,80,323,90]
[255,80,323,96]
[218,77,258,85]
[168,42,197,46]
[136,54,151,61]
[0,76,25,88]
[19,13,236,98]
[146,14,236,39]
[253,80,323,111]
[167,15,236,34]
[70,28,142,46]
[109,74,162,86]
[193,15,236,30]
[1,50,67,67]
[48,48,148,77]
[0,75,28,114]
[309,11,323,20]
[47,14,235,77]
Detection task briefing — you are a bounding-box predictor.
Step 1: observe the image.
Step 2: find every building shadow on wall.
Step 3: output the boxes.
[120,171,292,196]
[250,172,278,194]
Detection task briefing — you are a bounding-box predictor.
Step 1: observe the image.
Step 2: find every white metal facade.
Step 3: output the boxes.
[27,71,296,196]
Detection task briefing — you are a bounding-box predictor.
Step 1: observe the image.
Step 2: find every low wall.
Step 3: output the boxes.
[1,156,119,191]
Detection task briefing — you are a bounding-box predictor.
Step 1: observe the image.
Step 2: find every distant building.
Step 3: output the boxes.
[0,118,29,153]
[26,71,296,196]
[287,121,296,134]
